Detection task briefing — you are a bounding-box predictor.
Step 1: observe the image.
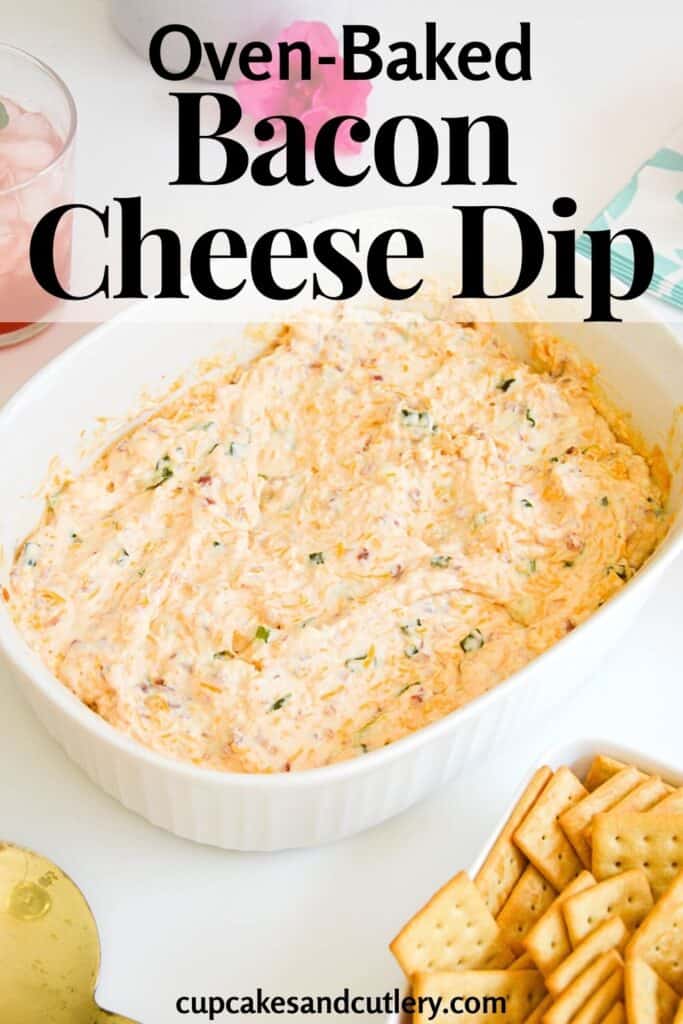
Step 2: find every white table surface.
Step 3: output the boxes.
[1,3,683,1022]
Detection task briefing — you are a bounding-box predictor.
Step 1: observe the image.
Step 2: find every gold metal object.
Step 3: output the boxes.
[0,842,140,1023]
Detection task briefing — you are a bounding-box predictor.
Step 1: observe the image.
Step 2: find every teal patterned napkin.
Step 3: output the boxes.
[577,126,683,310]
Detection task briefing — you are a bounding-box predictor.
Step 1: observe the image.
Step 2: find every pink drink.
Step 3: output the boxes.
[0,46,76,346]
[0,96,72,339]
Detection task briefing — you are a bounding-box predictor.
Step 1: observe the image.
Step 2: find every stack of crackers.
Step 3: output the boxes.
[391,754,683,1024]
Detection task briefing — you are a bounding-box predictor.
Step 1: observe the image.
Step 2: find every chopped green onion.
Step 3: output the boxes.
[228,441,248,458]
[146,455,174,490]
[400,408,437,432]
[525,409,536,428]
[460,628,484,653]
[269,693,292,713]
[550,456,560,463]
[357,712,384,735]
[563,560,575,568]
[608,564,628,581]
[600,496,609,507]
[255,625,271,643]
[497,377,516,392]
[345,652,369,671]
[400,619,422,634]
[137,568,146,577]
[527,558,537,574]
[308,551,325,565]
[430,554,451,568]
[213,650,234,660]
[115,548,130,565]
[404,643,422,658]
[521,498,534,508]
[70,531,81,543]
[212,540,221,548]
[190,421,215,432]
[397,681,421,697]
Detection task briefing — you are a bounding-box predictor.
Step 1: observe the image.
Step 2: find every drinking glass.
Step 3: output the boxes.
[0,43,76,347]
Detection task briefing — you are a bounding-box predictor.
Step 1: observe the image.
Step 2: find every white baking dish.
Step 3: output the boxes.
[1,207,682,851]
[388,738,683,1023]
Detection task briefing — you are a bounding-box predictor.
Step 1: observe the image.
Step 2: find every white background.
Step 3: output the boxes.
[1,2,683,1022]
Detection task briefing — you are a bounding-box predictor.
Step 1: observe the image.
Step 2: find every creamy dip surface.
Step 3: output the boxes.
[8,312,669,772]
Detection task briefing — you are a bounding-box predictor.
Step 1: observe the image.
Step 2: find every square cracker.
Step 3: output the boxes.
[546,915,628,996]
[592,812,683,900]
[524,871,596,975]
[545,949,623,1024]
[624,958,679,1024]
[497,865,557,954]
[390,870,514,976]
[583,779,672,849]
[476,767,553,917]
[600,1002,626,1024]
[627,869,683,995]
[572,968,624,1024]
[412,969,546,1024]
[563,869,653,946]
[559,767,643,868]
[513,767,587,890]
[585,756,630,792]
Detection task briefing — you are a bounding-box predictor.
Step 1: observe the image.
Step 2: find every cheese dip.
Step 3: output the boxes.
[8,314,669,772]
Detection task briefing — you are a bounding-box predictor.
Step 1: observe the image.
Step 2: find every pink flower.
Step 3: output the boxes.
[235,21,372,153]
